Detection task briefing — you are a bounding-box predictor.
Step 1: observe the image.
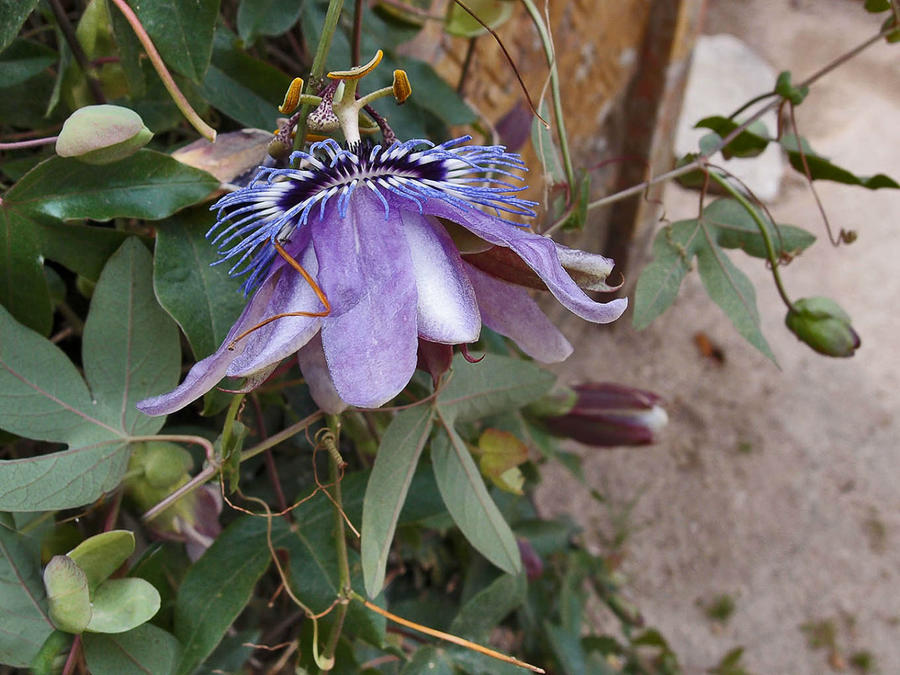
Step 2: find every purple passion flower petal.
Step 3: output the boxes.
[398,209,480,344]
[226,245,322,376]
[421,198,627,324]
[464,262,573,362]
[317,191,419,408]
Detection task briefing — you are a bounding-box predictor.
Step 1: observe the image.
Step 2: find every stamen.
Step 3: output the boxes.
[392,70,411,103]
[227,240,331,350]
[278,77,304,114]
[327,50,383,80]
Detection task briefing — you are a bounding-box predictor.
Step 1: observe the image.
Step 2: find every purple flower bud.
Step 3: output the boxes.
[415,339,453,387]
[540,383,667,447]
[516,538,544,581]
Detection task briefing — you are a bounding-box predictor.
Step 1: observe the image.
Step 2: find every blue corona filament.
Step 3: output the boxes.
[208,136,538,293]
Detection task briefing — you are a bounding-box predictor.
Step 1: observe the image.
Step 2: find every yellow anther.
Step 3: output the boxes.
[278,77,304,114]
[392,69,411,103]
[327,50,383,80]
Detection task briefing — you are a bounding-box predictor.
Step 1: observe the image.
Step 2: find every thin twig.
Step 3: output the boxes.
[251,394,290,516]
[141,413,321,522]
[353,593,546,673]
[453,0,550,129]
[0,136,59,150]
[520,0,574,189]
[586,25,894,214]
[787,103,843,246]
[320,416,351,670]
[61,635,81,675]
[47,0,106,104]
[707,170,794,310]
[457,38,477,95]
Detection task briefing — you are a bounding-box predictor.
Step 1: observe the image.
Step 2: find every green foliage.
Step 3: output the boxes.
[0,239,179,511]
[0,39,56,88]
[124,0,220,83]
[695,116,771,158]
[83,623,181,675]
[200,26,293,129]
[0,0,40,52]
[237,0,305,43]
[0,514,54,666]
[173,516,278,674]
[780,133,899,188]
[361,404,434,597]
[634,197,816,360]
[153,207,246,359]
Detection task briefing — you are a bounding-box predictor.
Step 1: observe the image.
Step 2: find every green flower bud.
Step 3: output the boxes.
[524,385,578,419]
[43,556,91,634]
[785,297,860,357]
[56,105,153,164]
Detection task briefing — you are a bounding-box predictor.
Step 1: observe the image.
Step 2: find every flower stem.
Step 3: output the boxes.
[61,634,81,675]
[320,414,351,672]
[107,0,216,142]
[221,393,245,454]
[294,0,346,152]
[520,0,576,193]
[707,171,794,311]
[0,136,59,150]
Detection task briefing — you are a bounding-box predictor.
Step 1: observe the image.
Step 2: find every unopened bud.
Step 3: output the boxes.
[124,442,221,560]
[56,104,153,164]
[517,538,544,581]
[43,555,91,633]
[540,383,667,447]
[785,297,860,358]
[416,339,453,387]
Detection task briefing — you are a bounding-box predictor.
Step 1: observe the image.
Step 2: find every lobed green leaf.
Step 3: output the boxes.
[696,238,776,362]
[0,238,180,511]
[83,239,180,436]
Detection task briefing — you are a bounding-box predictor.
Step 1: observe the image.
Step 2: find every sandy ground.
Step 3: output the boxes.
[537,1,900,673]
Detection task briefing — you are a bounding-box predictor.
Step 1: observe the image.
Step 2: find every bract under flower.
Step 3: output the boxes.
[137,135,626,415]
